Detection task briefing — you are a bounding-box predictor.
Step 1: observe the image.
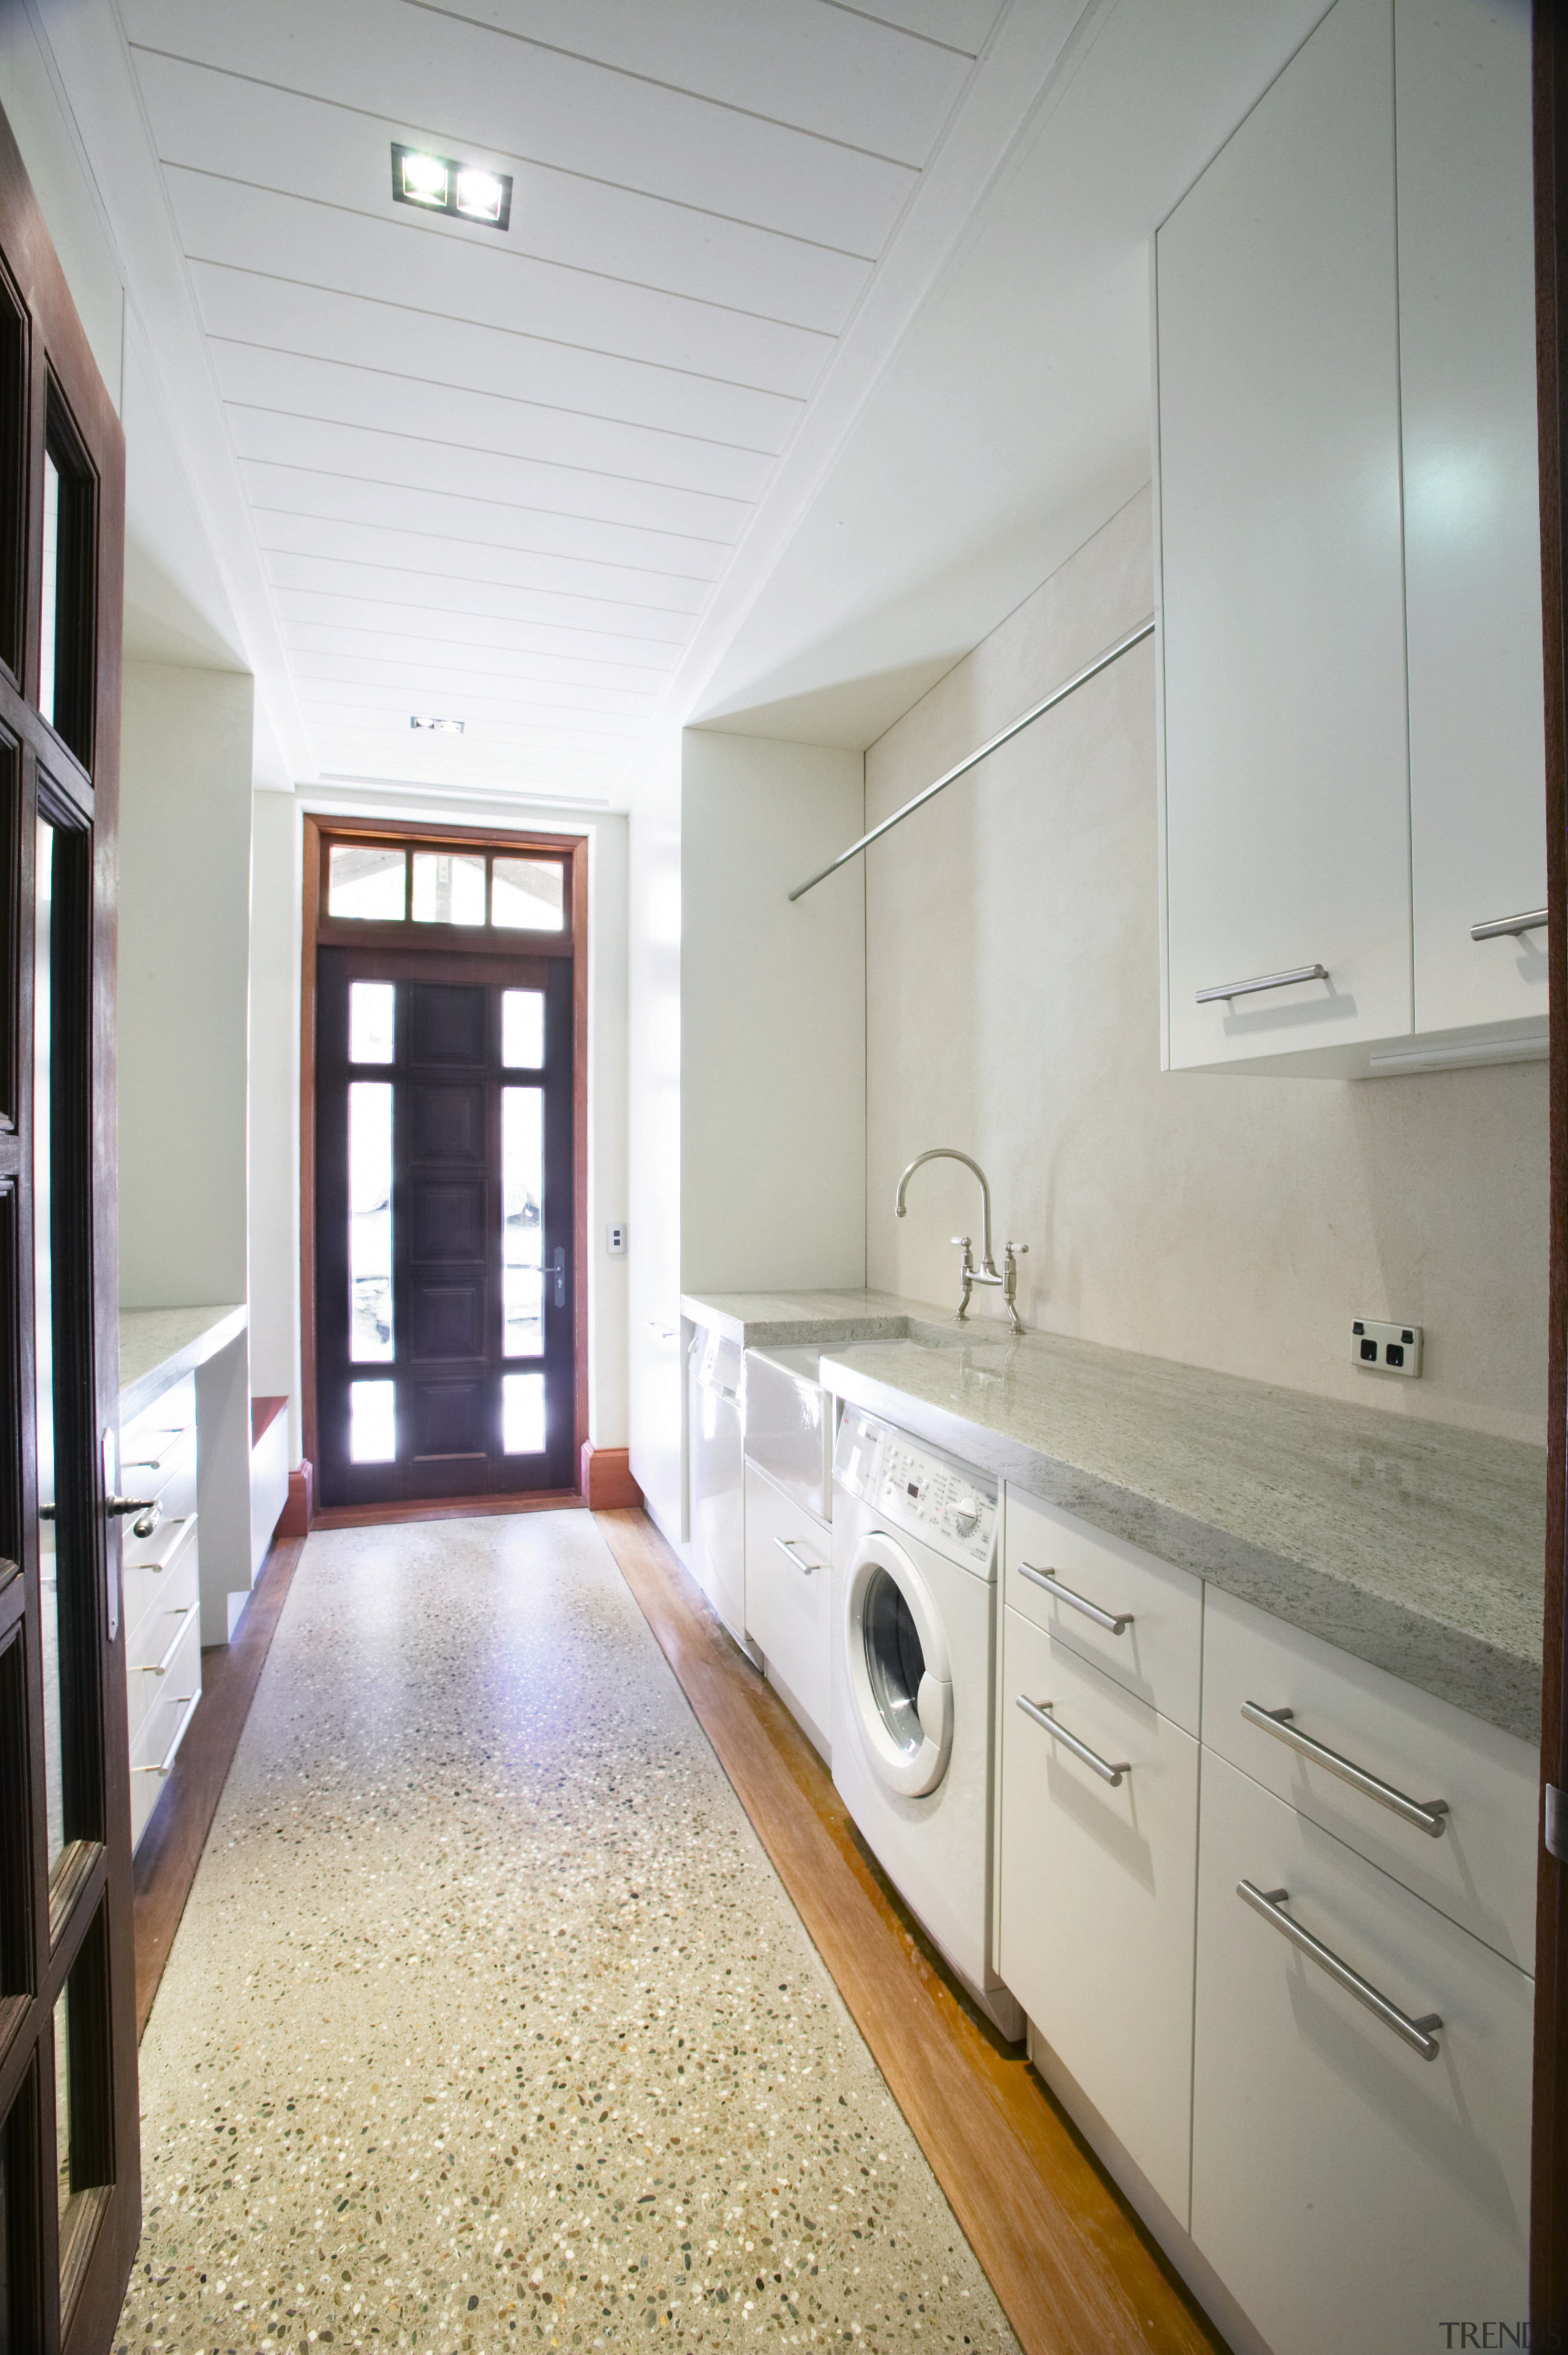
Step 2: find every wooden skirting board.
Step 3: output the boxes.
[595,1506,1227,2355]
[580,1441,643,1509]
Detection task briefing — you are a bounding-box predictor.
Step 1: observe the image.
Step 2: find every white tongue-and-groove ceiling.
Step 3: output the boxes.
[103,0,1035,799]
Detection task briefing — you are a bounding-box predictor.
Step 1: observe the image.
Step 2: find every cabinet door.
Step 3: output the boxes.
[1398,0,1547,1038]
[1191,1752,1531,2355]
[743,1463,831,1752]
[1157,0,1413,1070]
[999,1610,1198,2222]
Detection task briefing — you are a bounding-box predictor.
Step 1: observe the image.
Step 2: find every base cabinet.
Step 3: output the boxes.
[742,1462,831,1755]
[1190,1752,1531,2355]
[999,1609,1198,2223]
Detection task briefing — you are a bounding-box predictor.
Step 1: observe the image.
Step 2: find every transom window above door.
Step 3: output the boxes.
[325,839,567,934]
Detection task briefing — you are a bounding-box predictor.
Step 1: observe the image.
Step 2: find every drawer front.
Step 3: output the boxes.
[124,1588,200,1745]
[120,1373,195,1466]
[743,1464,831,1738]
[129,1607,202,1777]
[123,1514,198,1658]
[999,1608,1199,2223]
[1191,1750,1531,2355]
[120,1420,197,1518]
[1004,1486,1203,1733]
[1202,1586,1537,1967]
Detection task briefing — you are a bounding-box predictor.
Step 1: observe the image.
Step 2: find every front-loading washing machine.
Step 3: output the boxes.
[831,1403,1022,2040]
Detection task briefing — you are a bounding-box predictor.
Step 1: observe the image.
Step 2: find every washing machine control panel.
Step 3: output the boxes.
[833,1409,997,1571]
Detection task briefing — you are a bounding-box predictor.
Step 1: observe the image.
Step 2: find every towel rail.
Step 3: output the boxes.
[787,614,1156,902]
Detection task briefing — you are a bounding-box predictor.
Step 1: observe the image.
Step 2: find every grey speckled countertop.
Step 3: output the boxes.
[682,1289,1547,1745]
[119,1303,247,1424]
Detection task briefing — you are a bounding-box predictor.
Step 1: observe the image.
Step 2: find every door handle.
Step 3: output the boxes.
[552,1247,567,1309]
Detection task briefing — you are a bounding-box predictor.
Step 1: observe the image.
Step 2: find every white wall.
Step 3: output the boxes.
[627,728,867,1537]
[0,7,123,410]
[117,661,254,1310]
[865,488,1548,1445]
[247,790,303,1453]
[246,788,632,1473]
[681,731,866,1293]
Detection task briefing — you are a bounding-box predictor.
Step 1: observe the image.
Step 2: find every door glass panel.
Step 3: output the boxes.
[492,856,564,931]
[412,851,486,926]
[501,988,545,1070]
[348,1083,393,1363]
[349,1380,396,1463]
[501,1087,542,1358]
[502,1372,545,1455]
[33,819,62,1873]
[328,844,405,920]
[38,456,57,730]
[348,980,394,1064]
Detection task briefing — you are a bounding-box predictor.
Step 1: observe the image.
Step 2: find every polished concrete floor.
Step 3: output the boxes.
[116,1512,1016,2353]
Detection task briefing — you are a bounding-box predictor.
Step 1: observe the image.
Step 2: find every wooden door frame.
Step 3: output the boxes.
[298,814,590,1517]
[0,93,136,2355]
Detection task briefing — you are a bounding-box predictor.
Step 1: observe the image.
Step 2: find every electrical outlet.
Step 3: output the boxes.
[606,1222,627,1256]
[1351,1318,1423,1377]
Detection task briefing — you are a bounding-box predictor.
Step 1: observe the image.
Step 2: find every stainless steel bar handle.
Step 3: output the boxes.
[1019,1560,1132,1635]
[129,1605,196,1679]
[1241,1701,1448,1837]
[132,1689,201,1777]
[1237,1880,1443,2061]
[1196,964,1329,1007]
[1471,908,1547,941]
[1016,1693,1129,1786]
[773,1537,821,1577]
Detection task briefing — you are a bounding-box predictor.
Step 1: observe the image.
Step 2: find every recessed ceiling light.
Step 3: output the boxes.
[391,143,511,230]
[410,715,465,734]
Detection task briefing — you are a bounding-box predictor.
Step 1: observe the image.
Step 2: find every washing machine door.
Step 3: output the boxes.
[843,1530,954,1798]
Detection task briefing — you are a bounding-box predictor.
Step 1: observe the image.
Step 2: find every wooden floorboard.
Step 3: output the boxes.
[595,1505,1229,2355]
[132,1535,306,2039]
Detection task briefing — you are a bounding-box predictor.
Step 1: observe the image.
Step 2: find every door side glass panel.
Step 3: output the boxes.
[348,980,394,1065]
[501,1087,542,1359]
[502,1372,545,1456]
[500,988,545,1070]
[328,844,405,921]
[349,1380,396,1464]
[412,850,486,926]
[492,856,564,931]
[348,1083,393,1363]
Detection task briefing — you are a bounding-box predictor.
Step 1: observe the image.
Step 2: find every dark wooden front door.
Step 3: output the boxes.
[0,100,140,2355]
[315,950,576,1505]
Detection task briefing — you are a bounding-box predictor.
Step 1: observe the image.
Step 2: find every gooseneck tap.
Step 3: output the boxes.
[894,1148,1028,1334]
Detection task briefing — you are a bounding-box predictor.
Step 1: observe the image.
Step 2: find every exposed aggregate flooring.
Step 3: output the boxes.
[116,1512,1017,2355]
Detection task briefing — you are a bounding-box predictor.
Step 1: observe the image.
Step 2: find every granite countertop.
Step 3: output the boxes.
[680,1287,930,1349]
[680,1288,1548,1745]
[119,1303,247,1424]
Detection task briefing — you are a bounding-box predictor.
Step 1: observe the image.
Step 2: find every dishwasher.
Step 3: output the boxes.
[687,1324,750,1651]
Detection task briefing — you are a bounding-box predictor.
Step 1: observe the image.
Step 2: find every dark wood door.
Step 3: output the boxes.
[0,100,139,2355]
[315,950,576,1505]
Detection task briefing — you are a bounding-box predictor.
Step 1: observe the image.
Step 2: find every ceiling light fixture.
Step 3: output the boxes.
[391,143,511,230]
[410,715,466,733]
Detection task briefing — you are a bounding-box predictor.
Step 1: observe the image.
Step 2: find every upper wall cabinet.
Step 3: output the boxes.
[1155,0,1545,1078]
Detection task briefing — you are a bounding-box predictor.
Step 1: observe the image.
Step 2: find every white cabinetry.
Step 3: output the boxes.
[743,1463,832,1757]
[120,1377,202,1851]
[998,1608,1198,2222]
[1190,1752,1532,2355]
[1156,0,1544,1076]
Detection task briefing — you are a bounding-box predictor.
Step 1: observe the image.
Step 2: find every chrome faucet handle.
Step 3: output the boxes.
[1003,1242,1028,1335]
